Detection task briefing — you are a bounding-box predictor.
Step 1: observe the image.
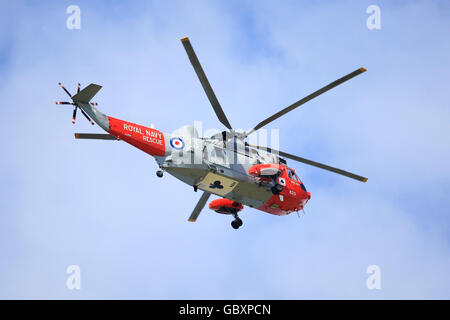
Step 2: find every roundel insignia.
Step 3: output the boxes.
[170,137,184,150]
[278,177,286,186]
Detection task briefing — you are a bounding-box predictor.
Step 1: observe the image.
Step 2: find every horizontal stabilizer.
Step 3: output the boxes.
[74,133,119,140]
[72,84,102,103]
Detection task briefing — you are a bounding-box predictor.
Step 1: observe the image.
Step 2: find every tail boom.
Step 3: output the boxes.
[107,117,166,156]
[69,83,166,157]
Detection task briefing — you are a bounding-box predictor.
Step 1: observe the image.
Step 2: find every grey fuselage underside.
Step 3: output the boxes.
[153,125,281,209]
[160,161,273,209]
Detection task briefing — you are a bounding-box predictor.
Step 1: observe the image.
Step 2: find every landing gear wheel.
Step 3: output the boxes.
[156,170,164,178]
[231,216,243,229]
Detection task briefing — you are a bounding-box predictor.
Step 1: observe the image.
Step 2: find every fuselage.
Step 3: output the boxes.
[78,101,310,216]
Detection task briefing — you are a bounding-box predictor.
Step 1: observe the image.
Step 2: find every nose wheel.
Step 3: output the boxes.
[156,170,164,178]
[231,215,243,229]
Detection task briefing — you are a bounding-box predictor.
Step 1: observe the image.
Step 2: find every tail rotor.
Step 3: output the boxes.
[56,82,97,125]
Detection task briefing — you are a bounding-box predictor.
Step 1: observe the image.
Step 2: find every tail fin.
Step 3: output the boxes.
[72,83,110,132]
[72,84,102,104]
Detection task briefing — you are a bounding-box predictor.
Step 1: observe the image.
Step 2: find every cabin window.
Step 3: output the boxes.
[212,146,226,165]
[214,146,225,158]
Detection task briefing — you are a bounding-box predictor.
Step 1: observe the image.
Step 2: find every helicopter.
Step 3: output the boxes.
[56,37,367,230]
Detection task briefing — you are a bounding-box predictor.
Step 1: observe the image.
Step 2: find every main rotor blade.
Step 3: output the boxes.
[188,191,211,222]
[246,143,368,183]
[181,37,232,130]
[245,68,366,136]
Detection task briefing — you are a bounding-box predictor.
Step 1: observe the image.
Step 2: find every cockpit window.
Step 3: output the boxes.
[287,168,299,181]
[287,169,293,178]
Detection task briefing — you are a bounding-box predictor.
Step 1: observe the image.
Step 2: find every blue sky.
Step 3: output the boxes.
[0,0,449,299]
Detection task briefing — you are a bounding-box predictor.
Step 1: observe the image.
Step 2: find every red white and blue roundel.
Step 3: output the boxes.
[170,137,184,150]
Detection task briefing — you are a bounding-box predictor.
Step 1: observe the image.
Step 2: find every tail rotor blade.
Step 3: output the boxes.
[77,83,81,93]
[80,108,95,125]
[58,82,72,98]
[56,101,74,105]
[72,107,78,124]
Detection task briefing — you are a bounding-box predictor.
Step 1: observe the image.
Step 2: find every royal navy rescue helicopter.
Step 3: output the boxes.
[56,37,367,229]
